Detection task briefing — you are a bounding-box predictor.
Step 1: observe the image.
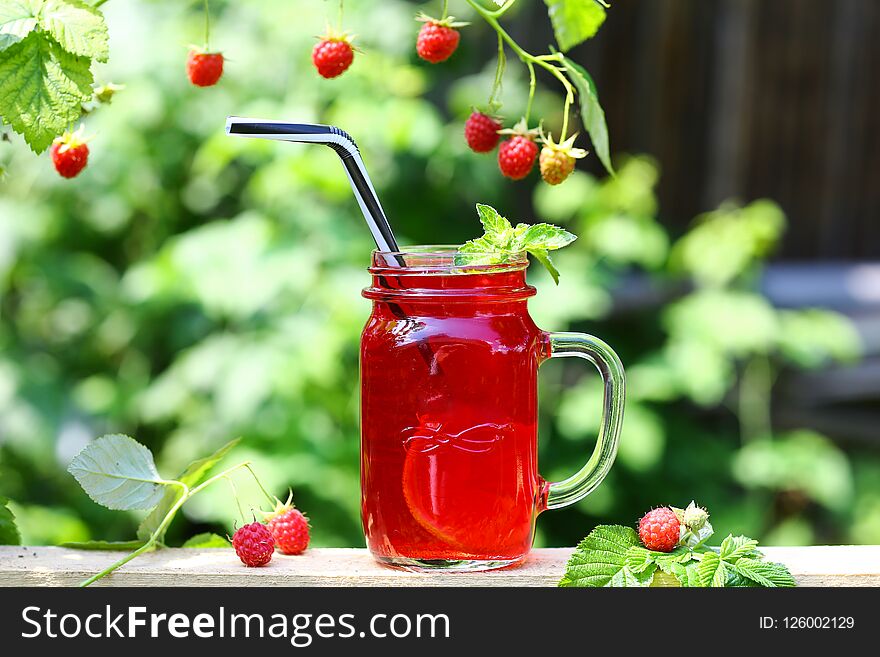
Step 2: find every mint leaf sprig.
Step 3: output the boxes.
[559,502,797,588]
[66,434,272,586]
[455,204,576,283]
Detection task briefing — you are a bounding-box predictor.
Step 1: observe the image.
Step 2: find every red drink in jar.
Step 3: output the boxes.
[361,247,624,571]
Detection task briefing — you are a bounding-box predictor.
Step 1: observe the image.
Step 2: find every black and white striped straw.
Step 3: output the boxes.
[225,117,401,257]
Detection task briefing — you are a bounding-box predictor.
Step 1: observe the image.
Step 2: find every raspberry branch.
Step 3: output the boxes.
[77,460,271,587]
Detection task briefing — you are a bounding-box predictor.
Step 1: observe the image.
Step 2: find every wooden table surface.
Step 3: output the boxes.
[1,545,878,586]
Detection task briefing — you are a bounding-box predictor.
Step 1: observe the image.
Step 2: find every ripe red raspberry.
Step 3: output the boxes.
[539,146,576,185]
[638,507,681,552]
[51,129,89,179]
[232,522,274,567]
[416,21,460,63]
[464,111,502,153]
[498,135,538,180]
[312,38,354,79]
[186,50,224,87]
[266,507,310,555]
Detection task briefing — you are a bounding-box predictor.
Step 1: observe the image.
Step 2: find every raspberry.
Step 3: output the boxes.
[539,146,576,185]
[51,129,89,179]
[186,50,224,87]
[638,507,681,553]
[416,21,460,63]
[464,111,502,153]
[539,133,587,185]
[232,522,274,567]
[312,38,354,79]
[498,135,538,180]
[266,507,310,555]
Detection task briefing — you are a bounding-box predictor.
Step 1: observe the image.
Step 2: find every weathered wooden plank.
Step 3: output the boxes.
[0,546,877,587]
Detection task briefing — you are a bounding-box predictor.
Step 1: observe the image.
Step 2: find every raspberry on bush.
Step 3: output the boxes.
[465,111,502,153]
[313,36,355,79]
[415,14,465,64]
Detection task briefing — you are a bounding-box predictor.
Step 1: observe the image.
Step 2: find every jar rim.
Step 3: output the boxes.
[370,245,529,273]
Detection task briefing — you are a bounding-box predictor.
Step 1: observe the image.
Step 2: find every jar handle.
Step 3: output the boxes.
[542,332,625,510]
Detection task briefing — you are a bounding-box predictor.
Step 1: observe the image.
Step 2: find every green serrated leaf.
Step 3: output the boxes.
[544,0,606,52]
[522,223,578,250]
[137,438,240,542]
[719,534,760,561]
[529,248,560,284]
[624,545,655,574]
[68,434,172,511]
[60,539,148,551]
[695,552,727,587]
[730,558,797,588]
[0,0,40,52]
[39,0,109,61]
[560,55,613,176]
[559,525,655,587]
[182,532,230,548]
[0,497,21,545]
[0,31,93,152]
[653,546,695,574]
[476,203,512,238]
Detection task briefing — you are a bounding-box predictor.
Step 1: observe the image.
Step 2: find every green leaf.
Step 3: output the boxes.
[137,438,240,542]
[695,552,727,587]
[521,223,577,250]
[39,0,109,61]
[529,248,561,284]
[475,203,512,237]
[653,547,695,573]
[60,539,148,551]
[624,546,655,574]
[559,525,655,587]
[0,497,21,545]
[0,0,40,51]
[182,532,230,548]
[729,558,797,588]
[719,534,760,561]
[68,434,172,511]
[544,0,606,52]
[560,55,613,175]
[0,31,93,152]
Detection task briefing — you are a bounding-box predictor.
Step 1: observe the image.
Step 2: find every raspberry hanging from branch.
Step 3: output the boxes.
[413,0,614,183]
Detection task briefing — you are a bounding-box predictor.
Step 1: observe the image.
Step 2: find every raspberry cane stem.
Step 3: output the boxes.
[79,461,255,587]
[465,0,576,139]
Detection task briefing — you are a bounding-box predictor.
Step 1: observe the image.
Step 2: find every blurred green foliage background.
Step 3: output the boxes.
[1,0,877,549]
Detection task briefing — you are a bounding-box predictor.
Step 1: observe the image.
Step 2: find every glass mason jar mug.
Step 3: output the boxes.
[360,247,625,571]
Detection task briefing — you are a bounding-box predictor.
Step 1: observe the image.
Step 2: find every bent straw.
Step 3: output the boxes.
[225,117,400,256]
[225,117,438,369]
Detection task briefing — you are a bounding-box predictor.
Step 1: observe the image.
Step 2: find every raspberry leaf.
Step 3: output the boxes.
[559,54,613,176]
[182,532,230,548]
[544,0,607,52]
[137,438,240,543]
[0,496,21,545]
[0,32,93,152]
[695,551,728,587]
[559,525,656,587]
[68,434,173,511]
[39,0,109,60]
[0,0,40,51]
[60,539,148,551]
[719,534,760,561]
[728,557,796,587]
